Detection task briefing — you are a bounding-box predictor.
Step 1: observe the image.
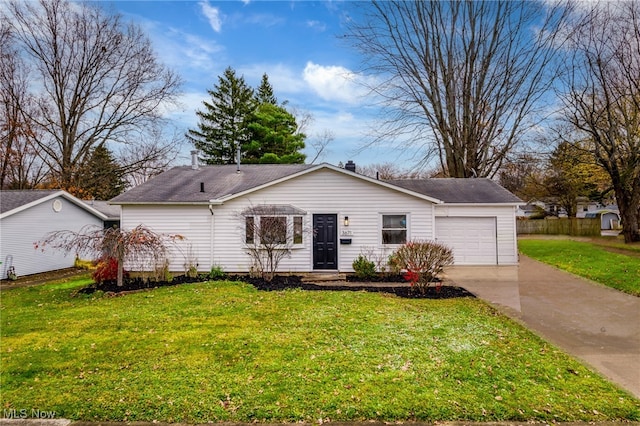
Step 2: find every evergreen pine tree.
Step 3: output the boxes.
[243,103,306,164]
[256,73,277,105]
[188,68,307,165]
[78,145,125,199]
[186,67,256,164]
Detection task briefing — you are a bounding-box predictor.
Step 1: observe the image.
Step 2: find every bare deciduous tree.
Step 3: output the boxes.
[0,22,47,189]
[241,205,307,281]
[2,0,182,191]
[560,1,640,242]
[345,1,570,178]
[307,129,334,164]
[358,162,433,180]
[37,225,183,287]
[118,128,183,187]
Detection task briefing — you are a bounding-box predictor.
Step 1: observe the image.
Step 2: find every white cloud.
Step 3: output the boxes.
[302,62,369,105]
[158,29,224,76]
[306,20,327,32]
[238,63,307,95]
[244,13,285,27]
[199,1,222,32]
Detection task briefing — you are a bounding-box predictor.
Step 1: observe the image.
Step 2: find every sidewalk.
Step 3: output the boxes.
[444,255,640,399]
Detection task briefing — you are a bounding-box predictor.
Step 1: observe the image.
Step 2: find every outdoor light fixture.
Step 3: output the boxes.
[344,216,349,226]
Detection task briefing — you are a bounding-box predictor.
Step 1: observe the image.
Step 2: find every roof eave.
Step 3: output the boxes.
[109,201,223,206]
[216,163,445,204]
[436,202,523,207]
[0,190,109,221]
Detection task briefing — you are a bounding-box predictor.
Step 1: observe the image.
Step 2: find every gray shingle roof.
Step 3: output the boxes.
[81,200,121,219]
[0,190,60,214]
[388,178,522,204]
[110,164,521,205]
[110,164,315,204]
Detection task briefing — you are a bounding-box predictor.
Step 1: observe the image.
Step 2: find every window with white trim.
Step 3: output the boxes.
[382,214,407,244]
[243,205,306,246]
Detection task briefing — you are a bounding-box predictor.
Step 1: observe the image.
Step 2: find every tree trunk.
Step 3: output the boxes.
[616,188,640,243]
[117,250,125,287]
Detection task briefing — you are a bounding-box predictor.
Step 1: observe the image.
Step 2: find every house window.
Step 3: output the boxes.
[244,214,305,246]
[246,216,255,244]
[261,216,287,245]
[382,214,407,244]
[293,216,303,244]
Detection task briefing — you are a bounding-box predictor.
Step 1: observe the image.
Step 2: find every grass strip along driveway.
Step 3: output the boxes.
[1,279,638,422]
[519,238,640,296]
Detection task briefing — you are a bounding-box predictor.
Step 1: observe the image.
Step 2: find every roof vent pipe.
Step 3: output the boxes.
[191,150,199,170]
[236,145,241,172]
[345,160,356,173]
[200,182,205,193]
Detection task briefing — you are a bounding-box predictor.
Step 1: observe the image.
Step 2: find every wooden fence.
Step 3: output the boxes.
[517,217,601,236]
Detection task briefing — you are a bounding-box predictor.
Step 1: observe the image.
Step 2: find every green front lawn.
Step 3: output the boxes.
[519,239,640,296]
[1,279,638,422]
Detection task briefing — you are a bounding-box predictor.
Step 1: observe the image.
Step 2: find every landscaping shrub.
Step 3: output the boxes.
[352,254,377,280]
[209,265,226,280]
[389,240,454,293]
[74,257,94,270]
[92,257,128,284]
[155,260,173,283]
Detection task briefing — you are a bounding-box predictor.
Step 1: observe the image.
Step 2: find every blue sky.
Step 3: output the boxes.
[106,0,411,168]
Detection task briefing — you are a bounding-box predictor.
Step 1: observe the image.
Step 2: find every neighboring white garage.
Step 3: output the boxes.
[435,216,497,265]
[390,178,521,265]
[0,190,109,278]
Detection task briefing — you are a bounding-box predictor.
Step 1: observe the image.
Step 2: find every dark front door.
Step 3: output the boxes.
[313,214,337,269]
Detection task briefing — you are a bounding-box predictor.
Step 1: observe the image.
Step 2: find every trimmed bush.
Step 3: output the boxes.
[352,254,377,280]
[209,265,226,280]
[389,240,454,293]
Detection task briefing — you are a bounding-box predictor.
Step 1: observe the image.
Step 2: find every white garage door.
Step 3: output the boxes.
[435,217,497,265]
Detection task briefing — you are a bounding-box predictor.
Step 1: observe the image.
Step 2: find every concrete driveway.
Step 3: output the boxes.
[444,255,640,399]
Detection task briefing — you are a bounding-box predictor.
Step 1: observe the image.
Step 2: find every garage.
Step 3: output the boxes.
[435,217,497,265]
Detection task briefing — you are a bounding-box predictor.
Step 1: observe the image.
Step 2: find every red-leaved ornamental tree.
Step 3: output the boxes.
[36,225,184,287]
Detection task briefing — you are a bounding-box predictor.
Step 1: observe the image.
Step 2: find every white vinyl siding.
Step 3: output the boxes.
[119,168,435,273]
[118,169,519,272]
[0,196,103,277]
[120,205,212,273]
[211,169,435,272]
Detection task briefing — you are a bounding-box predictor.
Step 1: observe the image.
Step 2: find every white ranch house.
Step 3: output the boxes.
[109,162,522,273]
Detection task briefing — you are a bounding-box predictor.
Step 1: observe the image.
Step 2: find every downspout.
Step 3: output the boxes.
[209,204,215,269]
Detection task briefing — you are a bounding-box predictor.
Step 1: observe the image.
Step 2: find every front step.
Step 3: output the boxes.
[300,272,347,283]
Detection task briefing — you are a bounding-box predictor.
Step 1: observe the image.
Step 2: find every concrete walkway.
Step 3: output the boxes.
[444,255,640,399]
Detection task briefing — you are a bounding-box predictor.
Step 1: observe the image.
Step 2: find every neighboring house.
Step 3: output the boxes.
[576,198,602,218]
[516,200,547,218]
[0,190,108,278]
[110,162,522,272]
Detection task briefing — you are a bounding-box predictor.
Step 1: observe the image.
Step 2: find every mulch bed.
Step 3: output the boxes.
[78,274,474,299]
[77,274,205,294]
